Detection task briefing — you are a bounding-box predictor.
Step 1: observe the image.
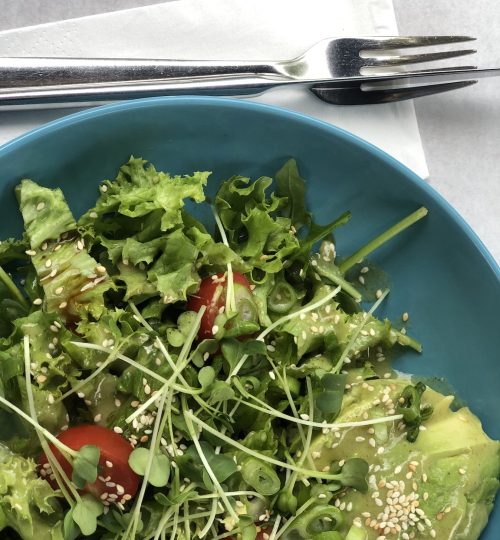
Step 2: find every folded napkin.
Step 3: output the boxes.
[0,0,428,179]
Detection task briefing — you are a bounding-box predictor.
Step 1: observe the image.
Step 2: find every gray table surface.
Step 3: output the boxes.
[2,0,499,263]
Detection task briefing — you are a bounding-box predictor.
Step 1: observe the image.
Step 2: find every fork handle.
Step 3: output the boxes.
[0,57,286,87]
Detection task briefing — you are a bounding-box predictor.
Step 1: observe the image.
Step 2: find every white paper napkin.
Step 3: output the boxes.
[0,0,428,179]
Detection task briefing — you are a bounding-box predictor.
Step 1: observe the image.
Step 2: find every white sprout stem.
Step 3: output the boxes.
[168,507,180,540]
[274,499,316,539]
[0,394,78,459]
[228,285,341,379]
[333,288,390,373]
[185,411,347,480]
[269,360,313,469]
[23,336,80,503]
[129,302,155,332]
[212,206,236,314]
[198,498,219,538]
[299,377,314,467]
[285,376,315,494]
[193,490,267,502]
[57,344,120,402]
[232,396,402,430]
[183,500,191,540]
[184,409,239,522]
[258,284,341,342]
[70,342,168,384]
[267,515,283,540]
[127,389,169,540]
[183,501,191,540]
[151,505,176,540]
[126,307,206,424]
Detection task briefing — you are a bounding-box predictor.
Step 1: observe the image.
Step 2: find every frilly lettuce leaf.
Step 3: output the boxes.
[147,229,201,304]
[215,175,300,274]
[16,180,77,251]
[0,312,74,437]
[0,444,64,540]
[30,236,114,322]
[16,180,114,322]
[78,157,209,233]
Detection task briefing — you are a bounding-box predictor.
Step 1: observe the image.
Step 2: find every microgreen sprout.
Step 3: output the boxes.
[397,381,434,442]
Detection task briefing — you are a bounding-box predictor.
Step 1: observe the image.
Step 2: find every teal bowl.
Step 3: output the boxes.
[0,97,499,537]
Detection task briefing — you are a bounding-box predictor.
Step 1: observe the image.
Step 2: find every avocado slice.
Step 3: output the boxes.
[308,378,500,539]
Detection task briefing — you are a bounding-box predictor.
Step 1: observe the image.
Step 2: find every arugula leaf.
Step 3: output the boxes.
[275,158,309,231]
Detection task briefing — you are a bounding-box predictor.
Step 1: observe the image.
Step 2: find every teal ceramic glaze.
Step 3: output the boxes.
[0,97,498,537]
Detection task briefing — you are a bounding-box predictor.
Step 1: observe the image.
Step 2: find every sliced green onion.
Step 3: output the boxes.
[268,281,297,313]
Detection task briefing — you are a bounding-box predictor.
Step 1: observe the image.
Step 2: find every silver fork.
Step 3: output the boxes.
[1,35,476,87]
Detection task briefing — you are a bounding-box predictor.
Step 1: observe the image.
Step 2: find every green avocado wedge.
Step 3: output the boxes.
[309,379,500,540]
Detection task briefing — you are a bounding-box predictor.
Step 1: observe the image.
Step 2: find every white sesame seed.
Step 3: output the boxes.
[90,211,98,219]
[376,289,383,299]
[94,414,102,423]
[377,446,385,455]
[59,301,67,309]
[300,413,310,421]
[459,468,466,475]
[33,298,43,305]
[25,249,37,256]
[36,375,47,383]
[211,325,219,335]
[100,493,109,500]
[36,202,45,211]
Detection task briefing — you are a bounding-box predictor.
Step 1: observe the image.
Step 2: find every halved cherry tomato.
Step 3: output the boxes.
[187,272,258,340]
[38,424,139,506]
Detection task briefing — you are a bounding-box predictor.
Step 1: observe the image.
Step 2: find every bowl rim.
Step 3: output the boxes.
[0,95,498,279]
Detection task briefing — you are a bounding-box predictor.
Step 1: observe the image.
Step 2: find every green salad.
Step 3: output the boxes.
[0,157,498,540]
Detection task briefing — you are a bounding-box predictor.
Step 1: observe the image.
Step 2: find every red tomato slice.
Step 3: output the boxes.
[39,424,139,506]
[187,272,257,339]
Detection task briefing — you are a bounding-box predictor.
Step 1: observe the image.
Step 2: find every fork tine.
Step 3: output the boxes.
[311,80,477,106]
[360,36,476,50]
[364,49,476,67]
